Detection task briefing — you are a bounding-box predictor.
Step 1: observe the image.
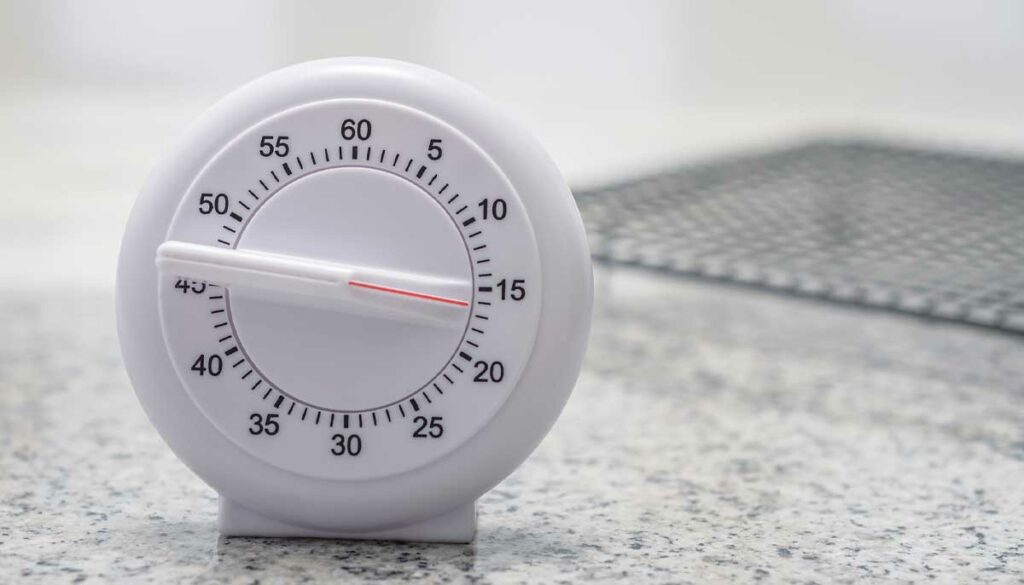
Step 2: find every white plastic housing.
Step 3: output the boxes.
[116,58,592,541]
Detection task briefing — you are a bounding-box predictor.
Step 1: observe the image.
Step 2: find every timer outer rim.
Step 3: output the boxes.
[116,57,593,534]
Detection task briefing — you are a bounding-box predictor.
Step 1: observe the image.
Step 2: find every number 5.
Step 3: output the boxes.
[427,138,443,160]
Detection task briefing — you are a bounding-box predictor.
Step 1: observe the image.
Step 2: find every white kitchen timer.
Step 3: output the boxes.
[116,58,593,542]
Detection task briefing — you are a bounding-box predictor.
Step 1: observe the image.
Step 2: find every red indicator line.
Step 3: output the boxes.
[348,280,469,307]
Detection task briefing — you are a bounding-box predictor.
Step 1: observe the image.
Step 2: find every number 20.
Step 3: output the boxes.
[473,360,504,383]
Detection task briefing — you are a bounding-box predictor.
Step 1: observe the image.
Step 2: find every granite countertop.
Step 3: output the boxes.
[2,265,1023,583]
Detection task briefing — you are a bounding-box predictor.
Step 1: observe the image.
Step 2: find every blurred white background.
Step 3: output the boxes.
[2,0,1023,292]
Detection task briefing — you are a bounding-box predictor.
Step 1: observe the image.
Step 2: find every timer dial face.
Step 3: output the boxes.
[157,100,542,480]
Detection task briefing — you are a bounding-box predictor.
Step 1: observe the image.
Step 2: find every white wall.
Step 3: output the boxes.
[5,0,1024,181]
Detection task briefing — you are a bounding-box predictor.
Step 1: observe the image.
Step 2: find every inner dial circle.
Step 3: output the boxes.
[229,167,473,412]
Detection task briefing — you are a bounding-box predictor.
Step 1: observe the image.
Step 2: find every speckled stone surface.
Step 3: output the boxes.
[2,266,1023,583]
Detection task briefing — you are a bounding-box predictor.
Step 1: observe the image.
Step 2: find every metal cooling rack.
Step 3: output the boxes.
[575,140,1024,334]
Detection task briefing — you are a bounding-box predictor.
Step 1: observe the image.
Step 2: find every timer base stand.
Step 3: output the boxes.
[218,497,477,543]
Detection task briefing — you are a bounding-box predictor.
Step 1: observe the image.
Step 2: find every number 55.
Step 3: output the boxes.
[259,136,289,157]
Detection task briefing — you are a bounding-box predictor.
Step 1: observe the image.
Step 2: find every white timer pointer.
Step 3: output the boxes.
[156,240,470,328]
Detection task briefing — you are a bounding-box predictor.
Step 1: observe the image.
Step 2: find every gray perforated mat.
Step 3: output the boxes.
[575,140,1024,333]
